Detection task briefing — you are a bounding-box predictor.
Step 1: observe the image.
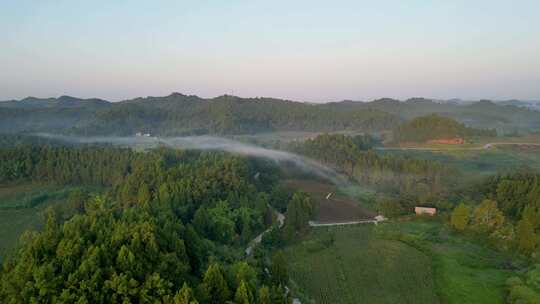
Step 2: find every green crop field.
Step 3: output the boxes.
[285,225,439,304]
[376,220,516,304]
[380,147,540,176]
[286,220,516,304]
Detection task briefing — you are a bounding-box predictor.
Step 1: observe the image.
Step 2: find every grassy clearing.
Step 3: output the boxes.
[376,220,515,304]
[285,225,439,304]
[0,183,100,261]
[0,207,44,260]
[0,184,61,260]
[380,148,540,176]
[0,183,74,210]
[387,134,540,150]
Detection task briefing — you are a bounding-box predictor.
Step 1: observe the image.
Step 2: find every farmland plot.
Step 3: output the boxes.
[285,225,439,304]
[283,179,375,223]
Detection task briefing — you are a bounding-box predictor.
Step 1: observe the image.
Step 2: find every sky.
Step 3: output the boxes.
[1,0,539,102]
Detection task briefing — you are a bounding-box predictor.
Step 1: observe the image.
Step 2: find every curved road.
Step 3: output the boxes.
[376,142,540,152]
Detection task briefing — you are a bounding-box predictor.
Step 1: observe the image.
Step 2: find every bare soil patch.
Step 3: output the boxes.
[284,179,375,223]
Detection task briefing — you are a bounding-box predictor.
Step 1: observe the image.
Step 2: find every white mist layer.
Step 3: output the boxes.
[35,134,351,186]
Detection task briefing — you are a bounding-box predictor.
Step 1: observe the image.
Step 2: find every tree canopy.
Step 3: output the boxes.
[0,147,292,303]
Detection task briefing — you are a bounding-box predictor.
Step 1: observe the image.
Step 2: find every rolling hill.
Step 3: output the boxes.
[1,94,539,136]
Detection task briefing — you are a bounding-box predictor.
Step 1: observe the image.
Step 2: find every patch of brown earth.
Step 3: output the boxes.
[283,179,375,223]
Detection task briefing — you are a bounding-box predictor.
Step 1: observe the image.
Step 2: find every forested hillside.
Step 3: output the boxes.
[290,134,456,215]
[0,94,400,136]
[2,94,540,136]
[0,146,293,303]
[393,114,496,143]
[336,98,540,134]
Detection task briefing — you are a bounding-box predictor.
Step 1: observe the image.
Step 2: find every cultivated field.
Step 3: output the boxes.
[286,220,516,304]
[382,134,540,151]
[285,225,439,304]
[380,146,540,176]
[376,220,516,304]
[283,179,375,222]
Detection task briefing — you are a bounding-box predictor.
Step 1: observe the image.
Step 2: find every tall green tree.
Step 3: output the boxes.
[451,203,471,231]
[271,251,289,286]
[173,283,198,304]
[201,264,230,304]
[257,286,271,304]
[517,218,537,255]
[137,183,152,205]
[471,200,505,232]
[284,191,315,238]
[234,280,252,304]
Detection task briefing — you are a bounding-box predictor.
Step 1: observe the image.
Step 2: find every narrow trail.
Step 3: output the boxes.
[308,219,378,227]
[245,207,285,256]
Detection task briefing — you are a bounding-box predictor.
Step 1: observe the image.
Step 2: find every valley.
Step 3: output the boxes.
[1,103,540,304]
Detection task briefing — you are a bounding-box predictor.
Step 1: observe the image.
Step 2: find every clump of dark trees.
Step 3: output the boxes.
[393,114,496,143]
[448,172,540,303]
[450,172,540,257]
[0,145,316,303]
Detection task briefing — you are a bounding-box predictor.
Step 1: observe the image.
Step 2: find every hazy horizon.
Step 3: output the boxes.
[2,1,539,102]
[3,91,540,104]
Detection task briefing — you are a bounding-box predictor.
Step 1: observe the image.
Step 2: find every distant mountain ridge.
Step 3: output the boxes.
[1,93,539,136]
[0,95,110,109]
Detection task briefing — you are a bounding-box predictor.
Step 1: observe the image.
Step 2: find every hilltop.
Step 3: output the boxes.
[393,114,497,143]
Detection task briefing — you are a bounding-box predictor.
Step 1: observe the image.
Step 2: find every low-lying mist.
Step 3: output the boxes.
[35,134,352,187]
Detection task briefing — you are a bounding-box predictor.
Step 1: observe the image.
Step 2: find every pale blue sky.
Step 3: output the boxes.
[1,0,539,101]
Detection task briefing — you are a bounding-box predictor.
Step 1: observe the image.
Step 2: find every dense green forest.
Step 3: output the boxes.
[2,94,540,136]
[1,130,540,303]
[393,114,497,143]
[0,146,303,303]
[0,146,138,185]
[0,94,400,136]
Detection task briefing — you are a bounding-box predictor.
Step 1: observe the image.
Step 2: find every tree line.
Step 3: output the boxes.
[0,145,140,185]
